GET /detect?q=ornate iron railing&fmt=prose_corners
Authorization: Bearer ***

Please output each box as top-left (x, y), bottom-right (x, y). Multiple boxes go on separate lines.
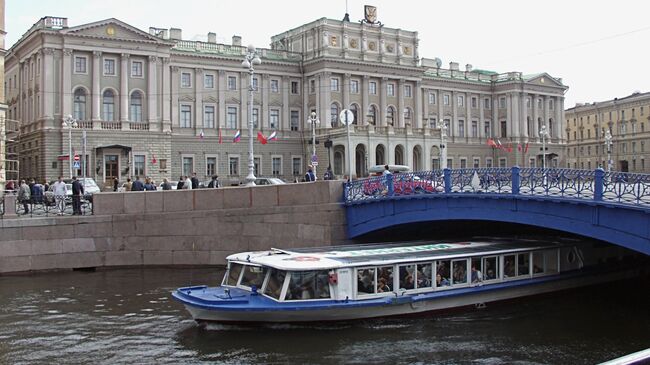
top-left (0, 192), bottom-right (93, 218)
top-left (344, 167), bottom-right (650, 210)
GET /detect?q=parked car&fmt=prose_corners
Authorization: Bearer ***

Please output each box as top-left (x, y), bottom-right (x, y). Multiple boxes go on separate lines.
top-left (46, 177), bottom-right (100, 203)
top-left (254, 177), bottom-right (286, 185)
top-left (158, 181), bottom-right (178, 190)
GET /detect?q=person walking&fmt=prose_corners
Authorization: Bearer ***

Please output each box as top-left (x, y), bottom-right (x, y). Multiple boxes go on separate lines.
top-left (207, 175), bottom-right (220, 188)
top-left (304, 165), bottom-right (316, 182)
top-left (51, 176), bottom-right (67, 215)
top-left (131, 176), bottom-right (144, 191)
top-left (191, 172), bottom-right (199, 189)
top-left (18, 180), bottom-right (31, 215)
top-left (184, 175), bottom-right (193, 190)
top-left (161, 178), bottom-right (172, 190)
top-left (71, 176), bottom-right (84, 215)
top-left (323, 166), bottom-right (334, 180)
top-left (113, 177), bottom-right (119, 192)
top-left (177, 176), bottom-right (185, 190)
top-left (122, 178), bottom-right (133, 192)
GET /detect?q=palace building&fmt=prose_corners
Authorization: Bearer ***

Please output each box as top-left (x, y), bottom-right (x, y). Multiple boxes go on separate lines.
top-left (565, 92), bottom-right (650, 173)
top-left (5, 9), bottom-right (568, 188)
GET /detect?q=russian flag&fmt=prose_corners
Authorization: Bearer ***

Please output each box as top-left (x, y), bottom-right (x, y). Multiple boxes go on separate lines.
top-left (268, 131), bottom-right (277, 142)
top-left (199, 129), bottom-right (205, 140)
top-left (233, 130), bottom-right (241, 143)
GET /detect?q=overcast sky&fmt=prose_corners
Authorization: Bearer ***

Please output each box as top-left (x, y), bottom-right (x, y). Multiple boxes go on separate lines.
top-left (7, 0), bottom-right (650, 108)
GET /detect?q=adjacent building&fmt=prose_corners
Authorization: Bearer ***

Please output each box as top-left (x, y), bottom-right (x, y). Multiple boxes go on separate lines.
top-left (0, 0), bottom-right (7, 192)
top-left (5, 9), bottom-right (568, 188)
top-left (565, 92), bottom-right (650, 172)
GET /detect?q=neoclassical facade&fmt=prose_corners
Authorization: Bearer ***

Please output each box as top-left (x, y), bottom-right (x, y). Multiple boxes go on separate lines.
top-left (0, 0), bottom-right (6, 191)
top-left (5, 14), bottom-right (568, 188)
top-left (565, 92), bottom-right (650, 172)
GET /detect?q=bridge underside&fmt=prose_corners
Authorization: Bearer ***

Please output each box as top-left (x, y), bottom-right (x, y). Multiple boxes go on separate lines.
top-left (346, 196), bottom-right (650, 255)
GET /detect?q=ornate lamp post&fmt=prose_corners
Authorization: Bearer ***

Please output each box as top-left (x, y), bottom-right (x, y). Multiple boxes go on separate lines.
top-left (241, 45), bottom-right (261, 186)
top-left (308, 112), bottom-right (320, 178)
top-left (539, 124), bottom-right (549, 170)
top-left (604, 129), bottom-right (613, 172)
top-left (438, 121), bottom-right (448, 169)
top-left (62, 114), bottom-right (78, 178)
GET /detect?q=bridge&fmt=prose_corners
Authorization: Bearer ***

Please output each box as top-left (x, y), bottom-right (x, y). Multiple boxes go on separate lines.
top-left (344, 168), bottom-right (650, 255)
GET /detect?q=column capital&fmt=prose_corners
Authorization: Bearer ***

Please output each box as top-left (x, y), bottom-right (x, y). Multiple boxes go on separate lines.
top-left (363, 75), bottom-right (370, 80)
top-left (161, 57), bottom-right (171, 64)
top-left (148, 55), bottom-right (158, 63)
top-left (41, 47), bottom-right (55, 55)
top-left (121, 53), bottom-right (130, 59)
top-left (93, 51), bottom-right (102, 57)
top-left (194, 68), bottom-right (203, 75)
top-left (171, 66), bottom-right (179, 73)
top-left (63, 48), bottom-right (73, 57)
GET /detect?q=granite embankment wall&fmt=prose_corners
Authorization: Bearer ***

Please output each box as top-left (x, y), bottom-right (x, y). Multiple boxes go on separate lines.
top-left (0, 181), bottom-right (347, 274)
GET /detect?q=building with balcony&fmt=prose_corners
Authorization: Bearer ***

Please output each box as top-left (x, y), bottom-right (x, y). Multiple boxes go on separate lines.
top-left (565, 92), bottom-right (650, 172)
top-left (5, 11), bottom-right (568, 188)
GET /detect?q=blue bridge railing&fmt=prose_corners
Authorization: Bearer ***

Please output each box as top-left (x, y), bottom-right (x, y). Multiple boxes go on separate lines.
top-left (344, 167), bottom-right (650, 208)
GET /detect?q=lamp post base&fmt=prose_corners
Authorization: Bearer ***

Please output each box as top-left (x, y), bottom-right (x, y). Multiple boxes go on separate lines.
top-left (244, 173), bottom-right (256, 187)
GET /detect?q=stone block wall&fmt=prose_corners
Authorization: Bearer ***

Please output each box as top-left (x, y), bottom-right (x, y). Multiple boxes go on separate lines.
top-left (0, 181), bottom-right (347, 274)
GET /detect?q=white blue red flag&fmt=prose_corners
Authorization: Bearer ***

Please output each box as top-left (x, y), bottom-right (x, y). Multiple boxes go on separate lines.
top-left (233, 130), bottom-right (241, 143)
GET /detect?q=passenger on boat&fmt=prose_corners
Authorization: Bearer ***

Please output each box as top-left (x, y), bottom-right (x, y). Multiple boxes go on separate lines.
top-left (377, 277), bottom-right (392, 293)
top-left (453, 265), bottom-right (466, 283)
top-left (400, 274), bottom-right (415, 290)
top-left (471, 266), bottom-right (483, 284)
top-left (436, 274), bottom-right (450, 287)
top-left (416, 268), bottom-right (431, 287)
top-left (504, 257), bottom-right (515, 277)
top-left (358, 269), bottom-right (375, 293)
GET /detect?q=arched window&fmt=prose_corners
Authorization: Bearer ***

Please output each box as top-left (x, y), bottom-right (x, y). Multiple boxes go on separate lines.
top-left (350, 104), bottom-right (358, 125)
top-left (386, 106), bottom-right (395, 126)
top-left (404, 107), bottom-right (412, 123)
top-left (130, 91), bottom-right (143, 122)
top-left (368, 105), bottom-right (377, 125)
top-left (331, 103), bottom-right (339, 127)
top-left (395, 145), bottom-right (404, 165)
top-left (334, 151), bottom-right (344, 175)
top-left (102, 90), bottom-right (115, 121)
top-left (375, 144), bottom-right (385, 165)
top-left (73, 88), bottom-right (86, 120)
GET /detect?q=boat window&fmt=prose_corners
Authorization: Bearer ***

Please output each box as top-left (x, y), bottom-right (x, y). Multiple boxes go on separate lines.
top-left (263, 268), bottom-right (287, 300)
top-left (416, 263), bottom-right (433, 288)
top-left (399, 264), bottom-right (416, 290)
top-left (225, 262), bottom-right (243, 286)
top-left (452, 259), bottom-right (467, 285)
top-left (517, 253), bottom-right (530, 277)
top-left (378, 266), bottom-right (393, 293)
top-left (240, 265), bottom-right (268, 289)
top-left (503, 255), bottom-right (516, 278)
top-left (285, 271), bottom-right (331, 300)
top-left (357, 267), bottom-right (376, 295)
top-left (436, 260), bottom-right (451, 288)
top-left (471, 258), bottom-right (483, 284)
top-left (482, 256), bottom-right (499, 281)
top-left (543, 249), bottom-right (559, 274)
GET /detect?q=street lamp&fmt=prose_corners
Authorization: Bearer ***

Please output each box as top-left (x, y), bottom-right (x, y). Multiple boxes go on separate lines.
top-left (242, 45), bottom-right (261, 186)
top-left (308, 112), bottom-right (320, 178)
top-left (604, 129), bottom-right (613, 172)
top-left (438, 121), bottom-right (448, 169)
top-left (539, 124), bottom-right (549, 170)
top-left (62, 114), bottom-right (78, 178)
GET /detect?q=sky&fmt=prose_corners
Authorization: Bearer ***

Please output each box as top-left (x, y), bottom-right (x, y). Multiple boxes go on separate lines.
top-left (6, 0), bottom-right (650, 108)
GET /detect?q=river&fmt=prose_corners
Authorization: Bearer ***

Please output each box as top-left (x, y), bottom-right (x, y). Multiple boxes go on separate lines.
top-left (0, 267), bottom-right (648, 364)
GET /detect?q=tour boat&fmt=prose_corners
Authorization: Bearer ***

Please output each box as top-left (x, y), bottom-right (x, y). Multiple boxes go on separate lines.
top-left (172, 239), bottom-right (639, 324)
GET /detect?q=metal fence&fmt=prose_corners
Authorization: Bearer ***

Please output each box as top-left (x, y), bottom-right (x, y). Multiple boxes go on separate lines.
top-left (344, 167), bottom-right (650, 210)
top-left (0, 191), bottom-right (93, 218)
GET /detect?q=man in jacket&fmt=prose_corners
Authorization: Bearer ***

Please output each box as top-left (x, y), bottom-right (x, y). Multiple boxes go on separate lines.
top-left (191, 172), bottom-right (199, 189)
top-left (131, 176), bottom-right (144, 191)
top-left (71, 176), bottom-right (84, 215)
top-left (18, 180), bottom-right (31, 215)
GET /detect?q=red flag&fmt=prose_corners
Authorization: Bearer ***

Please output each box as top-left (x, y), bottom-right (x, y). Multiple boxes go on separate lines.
top-left (517, 144), bottom-right (522, 152)
top-left (257, 131), bottom-right (268, 145)
top-left (151, 154), bottom-right (157, 164)
top-left (218, 128), bottom-right (222, 144)
top-left (524, 142), bottom-right (529, 153)
top-left (487, 138), bottom-right (497, 148)
top-left (506, 143), bottom-right (513, 153)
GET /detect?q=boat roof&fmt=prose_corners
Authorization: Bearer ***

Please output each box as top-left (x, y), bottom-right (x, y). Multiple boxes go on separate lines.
top-left (226, 239), bottom-right (567, 271)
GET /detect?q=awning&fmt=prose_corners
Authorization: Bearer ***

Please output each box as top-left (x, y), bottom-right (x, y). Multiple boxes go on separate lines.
top-left (95, 144), bottom-right (132, 151)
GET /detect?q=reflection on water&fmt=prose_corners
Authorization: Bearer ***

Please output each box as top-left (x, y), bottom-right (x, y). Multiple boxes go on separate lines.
top-left (0, 267), bottom-right (648, 364)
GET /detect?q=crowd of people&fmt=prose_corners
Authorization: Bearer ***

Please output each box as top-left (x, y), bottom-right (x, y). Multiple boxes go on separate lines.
top-left (4, 175), bottom-right (85, 216)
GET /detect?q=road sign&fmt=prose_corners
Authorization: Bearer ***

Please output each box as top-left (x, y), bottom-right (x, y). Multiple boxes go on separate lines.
top-left (311, 154), bottom-right (318, 163)
top-left (312, 161), bottom-right (318, 166)
top-left (339, 109), bottom-right (354, 125)
top-left (74, 154), bottom-right (80, 161)
top-left (73, 161), bottom-right (80, 169)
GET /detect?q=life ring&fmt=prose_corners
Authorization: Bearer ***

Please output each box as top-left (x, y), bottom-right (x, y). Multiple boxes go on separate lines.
top-left (293, 256), bottom-right (320, 262)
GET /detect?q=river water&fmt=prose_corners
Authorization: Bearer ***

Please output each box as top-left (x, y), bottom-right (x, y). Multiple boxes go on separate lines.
top-left (0, 267), bottom-right (648, 365)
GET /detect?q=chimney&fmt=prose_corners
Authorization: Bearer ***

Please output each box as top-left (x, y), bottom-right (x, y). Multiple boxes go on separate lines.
top-left (169, 28), bottom-right (182, 40)
top-left (232, 35), bottom-right (242, 46)
top-left (208, 32), bottom-right (217, 44)
top-left (449, 62), bottom-right (459, 71)
top-left (465, 64), bottom-right (473, 72)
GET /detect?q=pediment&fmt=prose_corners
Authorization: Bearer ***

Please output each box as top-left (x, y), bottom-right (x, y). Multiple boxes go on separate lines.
top-left (227, 96), bottom-right (240, 104)
top-left (524, 73), bottom-right (564, 87)
top-left (203, 96), bottom-right (218, 103)
top-left (269, 101), bottom-right (284, 108)
top-left (61, 18), bottom-right (170, 44)
top-left (179, 95), bottom-right (195, 102)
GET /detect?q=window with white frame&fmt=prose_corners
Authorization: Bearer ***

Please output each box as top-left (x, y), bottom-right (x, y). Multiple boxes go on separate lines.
top-left (484, 121), bottom-right (491, 136)
top-left (73, 88), bottom-right (86, 120)
top-left (486, 158), bottom-right (493, 168)
top-left (229, 156), bottom-right (239, 175)
top-left (443, 94), bottom-right (450, 105)
top-left (252, 108), bottom-right (259, 129)
top-left (180, 105), bottom-right (192, 128)
top-left (130, 91), bottom-right (143, 122)
top-left (103, 58), bottom-right (116, 76)
top-left (471, 97), bottom-right (477, 108)
top-left (484, 97), bottom-right (491, 109)
top-left (74, 56), bottom-right (87, 74)
top-left (473, 158), bottom-right (480, 168)
top-left (254, 157), bottom-right (260, 176)
top-left (270, 109), bottom-right (280, 129)
top-left (291, 81), bottom-right (299, 94)
top-left (350, 79), bottom-right (359, 93)
top-left (291, 110), bottom-right (299, 131)
top-left (457, 95), bottom-right (464, 107)
top-left (387, 83), bottom-right (395, 96)
top-left (181, 72), bottom-right (191, 88)
top-left (471, 121), bottom-right (478, 137)
top-left (429, 92), bottom-right (436, 104)
top-left (369, 81), bottom-right (377, 95)
top-left (271, 79), bottom-right (279, 93)
top-left (331, 104), bottom-right (339, 125)
top-left (204, 105), bottom-right (215, 128)
top-left (204, 74), bottom-right (215, 89)
top-left (460, 158), bottom-right (467, 169)
top-left (131, 61), bottom-right (143, 77)
top-left (252, 77), bottom-right (259, 91)
top-left (227, 107), bottom-right (237, 129)
top-left (499, 97), bottom-right (506, 109)
top-left (228, 76), bottom-right (236, 90)
top-left (272, 157), bottom-right (282, 176)
top-left (331, 78), bottom-right (339, 92)
top-left (499, 158), bottom-right (507, 167)
top-left (310, 79), bottom-right (316, 93)
top-left (404, 85), bottom-right (412, 98)
top-left (292, 157), bottom-right (302, 176)
top-left (134, 155), bottom-right (145, 177)
top-left (206, 156), bottom-right (217, 176)
top-left (458, 120), bottom-right (465, 137)
top-left (102, 90), bottom-right (115, 121)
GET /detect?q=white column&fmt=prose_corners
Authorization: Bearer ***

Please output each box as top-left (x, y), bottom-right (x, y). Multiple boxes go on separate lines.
top-left (380, 77), bottom-right (388, 127)
top-left (556, 97), bottom-right (564, 141)
top-left (465, 92), bottom-right (471, 139)
top-left (170, 65), bottom-right (179, 128)
top-left (162, 58), bottom-right (171, 131)
top-left (320, 72), bottom-right (331, 128)
top-left (451, 91), bottom-right (458, 137)
top-left (511, 92), bottom-right (520, 138)
top-left (261, 74), bottom-right (269, 129)
top-left (62, 49), bottom-right (73, 119)
top-left (521, 93), bottom-right (528, 138)
top-left (239, 71), bottom-right (248, 130)
top-left (343, 73), bottom-right (350, 116)
top-left (415, 81), bottom-right (422, 128)
top-left (92, 51), bottom-right (101, 121)
top-left (422, 88), bottom-right (429, 129)
top-left (532, 94), bottom-right (539, 138)
top-left (147, 56), bottom-right (158, 123)
top-left (362, 75), bottom-right (370, 126)
top-left (42, 48), bottom-right (55, 120)
top-left (479, 93), bottom-right (485, 138)
top-left (120, 53), bottom-right (129, 121)
top-left (282, 76), bottom-right (290, 130)
top-left (438, 90), bottom-right (444, 130)
top-left (397, 79), bottom-right (405, 127)
top-left (217, 70), bottom-right (226, 128)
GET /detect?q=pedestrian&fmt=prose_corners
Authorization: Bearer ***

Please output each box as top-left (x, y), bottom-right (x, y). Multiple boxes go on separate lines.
top-left (323, 166), bottom-right (334, 180)
top-left (18, 179), bottom-right (31, 215)
top-left (191, 172), bottom-right (199, 189)
top-left (304, 165), bottom-right (316, 182)
top-left (383, 164), bottom-right (392, 175)
top-left (52, 176), bottom-right (67, 215)
top-left (71, 176), bottom-right (84, 215)
top-left (131, 176), bottom-right (144, 191)
top-left (184, 175), bottom-right (193, 190)
top-left (177, 175), bottom-right (185, 190)
top-left (122, 178), bottom-right (132, 191)
top-left (161, 178), bottom-right (172, 190)
top-left (113, 177), bottom-right (119, 192)
top-left (143, 177), bottom-right (157, 191)
top-left (31, 179), bottom-right (44, 204)
top-left (207, 175), bottom-right (220, 188)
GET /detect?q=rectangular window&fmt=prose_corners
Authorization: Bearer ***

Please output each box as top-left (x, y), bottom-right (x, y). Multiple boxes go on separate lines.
top-left (387, 83), bottom-right (395, 96)
top-left (159, 159), bottom-right (168, 171)
top-left (206, 157), bottom-right (217, 176)
top-left (254, 157), bottom-right (260, 176)
top-left (443, 94), bottom-right (450, 105)
top-left (290, 110), bottom-right (300, 131)
top-left (204, 74), bottom-right (215, 89)
top-left (500, 120), bottom-right (507, 137)
top-left (228, 76), bottom-right (237, 90)
top-left (457, 95), bottom-right (464, 107)
top-left (229, 156), bottom-right (239, 175)
top-left (471, 121), bottom-right (478, 137)
top-left (204, 105), bottom-right (215, 128)
top-left (331, 78), bottom-right (339, 91)
top-left (538, 98), bottom-right (543, 109)
top-left (74, 56), bottom-right (87, 73)
top-left (291, 81), bottom-right (299, 94)
top-left (292, 157), bottom-right (302, 176)
top-left (499, 97), bottom-right (506, 109)
top-left (182, 157), bottom-right (194, 177)
top-left (252, 108), bottom-right (259, 129)
top-left (310, 79), bottom-right (316, 93)
top-left (484, 121), bottom-right (491, 136)
top-left (369, 81), bottom-right (377, 95)
top-left (499, 158), bottom-right (507, 168)
top-left (271, 79), bottom-right (279, 93)
top-left (252, 77), bottom-right (259, 92)
top-left (471, 97), bottom-right (477, 108)
top-left (484, 97), bottom-right (491, 109)
top-left (272, 157), bottom-right (281, 176)
top-left (404, 85), bottom-right (412, 98)
top-left (180, 105), bottom-right (192, 128)
top-left (270, 109), bottom-right (280, 129)
top-left (458, 120), bottom-right (465, 137)
top-left (134, 155), bottom-right (145, 177)
top-left (486, 158), bottom-right (493, 168)
top-left (429, 93), bottom-right (436, 104)
top-left (104, 59), bottom-right (116, 76)
top-left (227, 107), bottom-right (237, 129)
top-left (473, 158), bottom-right (480, 168)
top-left (181, 72), bottom-right (192, 88)
top-left (350, 80), bottom-right (359, 94)
top-left (131, 61), bottom-right (143, 77)
top-left (549, 99), bottom-right (555, 110)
